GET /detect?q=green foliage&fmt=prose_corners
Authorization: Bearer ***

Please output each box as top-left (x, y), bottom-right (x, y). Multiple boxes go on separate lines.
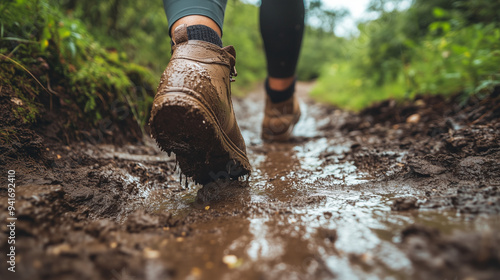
top-left (0, 54), bottom-right (42, 124)
top-left (5, 0), bottom-right (496, 121)
top-left (54, 0), bottom-right (269, 95)
top-left (452, 0), bottom-right (500, 25)
top-left (1, 0), bottom-right (156, 131)
top-left (297, 26), bottom-right (346, 80)
top-left (0, 127), bottom-right (18, 145)
top-left (312, 0), bottom-right (500, 110)
top-left (359, 11), bottom-right (409, 86)
top-left (308, 0), bottom-right (349, 35)
top-left (310, 62), bottom-right (406, 110)
top-left (55, 0), bottom-right (171, 75)
top-left (223, 0), bottom-right (266, 94)
top-left (409, 22), bottom-right (500, 96)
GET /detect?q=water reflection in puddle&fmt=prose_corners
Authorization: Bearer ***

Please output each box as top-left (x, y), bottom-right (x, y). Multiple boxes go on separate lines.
top-left (140, 126), bottom-right (499, 279)
top-left (236, 128), bottom-right (498, 278)
top-left (138, 93), bottom-right (499, 279)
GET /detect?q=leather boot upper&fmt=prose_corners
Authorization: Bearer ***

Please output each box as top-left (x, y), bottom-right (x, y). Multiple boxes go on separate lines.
top-left (155, 24), bottom-right (247, 154)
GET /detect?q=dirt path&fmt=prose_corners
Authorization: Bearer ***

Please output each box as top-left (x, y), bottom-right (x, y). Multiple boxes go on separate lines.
top-left (1, 82), bottom-right (499, 280)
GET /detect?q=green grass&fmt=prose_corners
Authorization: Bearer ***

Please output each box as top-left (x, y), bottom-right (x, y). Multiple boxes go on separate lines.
top-left (310, 62), bottom-right (407, 111)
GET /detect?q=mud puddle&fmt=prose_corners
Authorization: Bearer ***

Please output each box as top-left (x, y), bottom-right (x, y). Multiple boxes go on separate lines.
top-left (122, 82), bottom-right (499, 279)
top-left (2, 82), bottom-right (500, 280)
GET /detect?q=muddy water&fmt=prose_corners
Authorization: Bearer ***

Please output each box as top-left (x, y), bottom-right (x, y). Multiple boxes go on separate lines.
top-left (130, 82), bottom-right (499, 279)
top-left (4, 81), bottom-right (499, 280)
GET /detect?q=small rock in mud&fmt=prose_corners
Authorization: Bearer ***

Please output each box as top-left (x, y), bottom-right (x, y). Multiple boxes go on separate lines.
top-left (126, 209), bottom-right (159, 232)
top-left (406, 113), bottom-right (421, 124)
top-left (391, 197), bottom-right (419, 211)
top-left (407, 159), bottom-right (446, 176)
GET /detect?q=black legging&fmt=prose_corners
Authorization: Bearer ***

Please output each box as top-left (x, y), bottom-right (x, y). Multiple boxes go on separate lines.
top-left (163, 0), bottom-right (304, 78)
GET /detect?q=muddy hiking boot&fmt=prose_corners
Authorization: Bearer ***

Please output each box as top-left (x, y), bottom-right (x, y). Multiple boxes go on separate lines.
top-left (149, 24), bottom-right (251, 184)
top-left (261, 94), bottom-right (301, 142)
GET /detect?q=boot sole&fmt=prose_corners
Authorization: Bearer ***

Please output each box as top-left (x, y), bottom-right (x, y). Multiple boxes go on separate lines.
top-left (150, 92), bottom-right (251, 184)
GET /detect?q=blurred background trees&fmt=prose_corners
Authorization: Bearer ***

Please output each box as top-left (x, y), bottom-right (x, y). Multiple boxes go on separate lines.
top-left (312, 0), bottom-right (500, 109)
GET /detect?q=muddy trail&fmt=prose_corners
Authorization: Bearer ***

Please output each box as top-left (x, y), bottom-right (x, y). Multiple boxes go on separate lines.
top-left (1, 82), bottom-right (500, 280)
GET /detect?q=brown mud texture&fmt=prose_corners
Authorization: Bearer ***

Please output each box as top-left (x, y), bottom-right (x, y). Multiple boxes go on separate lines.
top-left (1, 82), bottom-right (500, 280)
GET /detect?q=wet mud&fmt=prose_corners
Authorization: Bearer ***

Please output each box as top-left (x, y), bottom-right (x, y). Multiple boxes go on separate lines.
top-left (1, 82), bottom-right (500, 279)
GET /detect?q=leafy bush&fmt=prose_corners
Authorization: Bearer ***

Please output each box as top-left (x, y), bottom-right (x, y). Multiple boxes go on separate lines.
top-left (408, 22), bottom-right (500, 97)
top-left (311, 0), bottom-right (500, 110)
top-left (55, 0), bottom-right (171, 75)
top-left (310, 62), bottom-right (406, 110)
top-left (223, 0), bottom-right (266, 94)
top-left (297, 26), bottom-right (346, 80)
top-left (1, 0), bottom-right (156, 135)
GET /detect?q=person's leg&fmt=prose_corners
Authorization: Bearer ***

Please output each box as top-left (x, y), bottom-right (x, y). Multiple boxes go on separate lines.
top-left (163, 0), bottom-right (227, 45)
top-left (164, 0), bottom-right (227, 35)
top-left (260, 0), bottom-right (305, 100)
top-left (260, 0), bottom-right (305, 141)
